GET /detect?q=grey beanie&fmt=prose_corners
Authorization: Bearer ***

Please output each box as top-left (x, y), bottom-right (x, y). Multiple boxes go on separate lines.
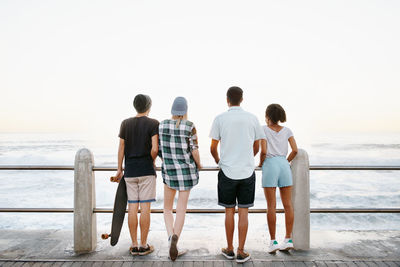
top-left (133, 94), bottom-right (152, 113)
top-left (171, 96), bottom-right (188, 116)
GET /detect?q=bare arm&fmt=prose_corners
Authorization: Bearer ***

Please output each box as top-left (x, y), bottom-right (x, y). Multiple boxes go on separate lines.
top-left (151, 134), bottom-right (159, 161)
top-left (191, 149), bottom-right (202, 169)
top-left (258, 139), bottom-right (267, 167)
top-left (210, 139), bottom-right (220, 164)
top-left (253, 140), bottom-right (260, 156)
top-left (115, 138), bottom-right (125, 179)
top-left (287, 136), bottom-right (298, 162)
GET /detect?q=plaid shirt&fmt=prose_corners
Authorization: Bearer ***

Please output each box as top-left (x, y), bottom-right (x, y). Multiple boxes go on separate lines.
top-left (159, 119), bottom-right (199, 191)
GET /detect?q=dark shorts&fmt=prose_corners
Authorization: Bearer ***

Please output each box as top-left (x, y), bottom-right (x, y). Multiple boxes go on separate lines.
top-left (217, 170), bottom-right (256, 208)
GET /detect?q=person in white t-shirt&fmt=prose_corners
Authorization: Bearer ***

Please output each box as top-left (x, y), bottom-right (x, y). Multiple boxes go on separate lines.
top-left (258, 104), bottom-right (298, 253)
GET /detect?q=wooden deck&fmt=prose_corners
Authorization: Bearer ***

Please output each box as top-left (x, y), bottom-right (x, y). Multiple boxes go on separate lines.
top-left (0, 260), bottom-right (399, 267)
top-left (1, 229), bottom-right (399, 267)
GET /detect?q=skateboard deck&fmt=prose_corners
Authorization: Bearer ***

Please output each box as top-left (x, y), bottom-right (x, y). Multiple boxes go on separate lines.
top-left (101, 176), bottom-right (128, 246)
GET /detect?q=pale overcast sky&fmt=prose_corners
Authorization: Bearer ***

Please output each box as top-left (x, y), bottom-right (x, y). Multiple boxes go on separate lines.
top-left (1, 0), bottom-right (400, 143)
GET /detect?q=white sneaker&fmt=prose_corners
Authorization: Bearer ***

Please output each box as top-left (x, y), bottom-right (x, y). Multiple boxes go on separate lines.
top-left (280, 238), bottom-right (294, 251)
top-left (268, 240), bottom-right (280, 253)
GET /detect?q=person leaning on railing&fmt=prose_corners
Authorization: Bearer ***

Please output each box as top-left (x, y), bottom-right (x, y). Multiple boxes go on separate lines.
top-left (209, 86), bottom-right (265, 263)
top-left (114, 94), bottom-right (159, 256)
top-left (158, 96), bottom-right (202, 261)
top-left (258, 103), bottom-right (298, 253)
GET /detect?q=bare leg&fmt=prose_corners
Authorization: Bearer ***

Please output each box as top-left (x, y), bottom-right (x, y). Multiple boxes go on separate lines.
top-left (139, 202), bottom-right (151, 247)
top-left (237, 207), bottom-right (249, 250)
top-left (264, 187), bottom-right (277, 240)
top-left (225, 207), bottom-right (235, 250)
top-left (279, 186), bottom-right (294, 238)
top-left (173, 190), bottom-right (191, 238)
top-left (163, 184), bottom-right (177, 238)
top-left (128, 203), bottom-right (139, 247)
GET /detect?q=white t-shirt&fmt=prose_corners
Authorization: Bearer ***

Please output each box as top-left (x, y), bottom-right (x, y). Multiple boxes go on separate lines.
top-left (209, 106), bottom-right (266, 179)
top-left (263, 126), bottom-right (294, 158)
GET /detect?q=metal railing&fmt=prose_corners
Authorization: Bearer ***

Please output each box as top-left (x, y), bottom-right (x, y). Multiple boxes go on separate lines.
top-left (1, 165), bottom-right (400, 171)
top-left (0, 165), bottom-right (399, 214)
top-left (2, 148), bottom-right (400, 252)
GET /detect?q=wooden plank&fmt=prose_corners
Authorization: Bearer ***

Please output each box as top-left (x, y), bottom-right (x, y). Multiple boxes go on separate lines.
top-left (120, 262), bottom-right (133, 267)
top-left (183, 262), bottom-right (194, 267)
top-left (193, 261), bottom-right (203, 267)
top-left (335, 262), bottom-right (348, 267)
top-left (253, 261), bottom-right (265, 267)
top-left (324, 261), bottom-right (337, 267)
top-left (354, 262), bottom-right (368, 267)
top-left (214, 261), bottom-right (224, 267)
top-left (41, 263), bottom-right (54, 267)
top-left (151, 262), bottom-right (164, 267)
top-left (162, 262), bottom-right (174, 267)
top-left (271, 262), bottom-right (285, 267)
top-left (284, 262), bottom-right (307, 267)
top-left (141, 262), bottom-right (153, 267)
top-left (314, 262), bottom-right (327, 267)
top-left (28, 262), bottom-right (43, 267)
top-left (52, 262), bottom-right (68, 267)
top-left (203, 261), bottom-right (213, 267)
top-left (91, 262), bottom-right (104, 267)
top-left (81, 262), bottom-right (95, 267)
top-left (363, 262), bottom-right (378, 267)
top-left (101, 262), bottom-right (114, 267)
top-left (382, 262), bottom-right (400, 267)
top-left (345, 262), bottom-right (358, 267)
top-left (71, 262), bottom-right (84, 267)
top-left (242, 261), bottom-right (254, 267)
top-left (1, 262), bottom-right (18, 267)
top-left (303, 262), bottom-right (316, 267)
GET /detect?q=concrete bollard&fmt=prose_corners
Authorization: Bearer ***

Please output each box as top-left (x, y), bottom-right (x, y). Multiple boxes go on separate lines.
top-left (74, 148), bottom-right (97, 253)
top-left (291, 149), bottom-right (310, 250)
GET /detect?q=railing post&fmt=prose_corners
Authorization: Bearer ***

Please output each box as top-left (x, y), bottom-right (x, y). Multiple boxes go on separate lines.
top-left (291, 148), bottom-right (310, 249)
top-left (74, 148), bottom-right (97, 253)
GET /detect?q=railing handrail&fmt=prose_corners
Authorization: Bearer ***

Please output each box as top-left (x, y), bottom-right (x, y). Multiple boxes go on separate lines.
top-left (1, 165), bottom-right (400, 171)
top-left (1, 164), bottom-right (399, 214)
top-left (1, 208), bottom-right (399, 213)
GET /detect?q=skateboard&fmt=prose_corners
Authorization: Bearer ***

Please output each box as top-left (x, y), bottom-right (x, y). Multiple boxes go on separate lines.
top-left (101, 175), bottom-right (127, 246)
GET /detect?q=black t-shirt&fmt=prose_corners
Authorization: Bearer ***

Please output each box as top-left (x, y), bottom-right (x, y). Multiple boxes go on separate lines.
top-left (119, 116), bottom-right (159, 177)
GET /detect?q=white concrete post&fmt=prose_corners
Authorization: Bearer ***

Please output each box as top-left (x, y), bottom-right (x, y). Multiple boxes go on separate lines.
top-left (74, 148), bottom-right (97, 253)
top-left (291, 148), bottom-right (310, 250)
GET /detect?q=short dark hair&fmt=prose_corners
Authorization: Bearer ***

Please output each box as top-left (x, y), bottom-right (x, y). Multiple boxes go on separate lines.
top-left (133, 94), bottom-right (152, 113)
top-left (266, 104), bottom-right (286, 124)
top-left (227, 86), bottom-right (243, 105)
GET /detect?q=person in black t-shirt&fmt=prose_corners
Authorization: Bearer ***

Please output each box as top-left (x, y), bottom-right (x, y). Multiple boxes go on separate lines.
top-left (114, 94), bottom-right (159, 256)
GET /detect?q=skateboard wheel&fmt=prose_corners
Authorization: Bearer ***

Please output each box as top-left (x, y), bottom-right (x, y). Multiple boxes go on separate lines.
top-left (101, 233), bottom-right (110, 240)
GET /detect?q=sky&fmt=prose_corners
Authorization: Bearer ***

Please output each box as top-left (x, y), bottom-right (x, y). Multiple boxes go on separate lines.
top-left (1, 0), bottom-right (400, 145)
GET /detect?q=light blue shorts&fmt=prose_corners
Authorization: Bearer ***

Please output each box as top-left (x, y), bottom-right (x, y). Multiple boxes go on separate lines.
top-left (262, 156), bottom-right (293, 188)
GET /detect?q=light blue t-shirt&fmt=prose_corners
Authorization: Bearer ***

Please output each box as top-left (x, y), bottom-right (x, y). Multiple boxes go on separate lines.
top-left (209, 106), bottom-right (266, 180)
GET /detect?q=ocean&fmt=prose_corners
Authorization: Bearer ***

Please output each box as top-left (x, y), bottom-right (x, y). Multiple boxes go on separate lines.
top-left (0, 132), bottom-right (399, 231)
